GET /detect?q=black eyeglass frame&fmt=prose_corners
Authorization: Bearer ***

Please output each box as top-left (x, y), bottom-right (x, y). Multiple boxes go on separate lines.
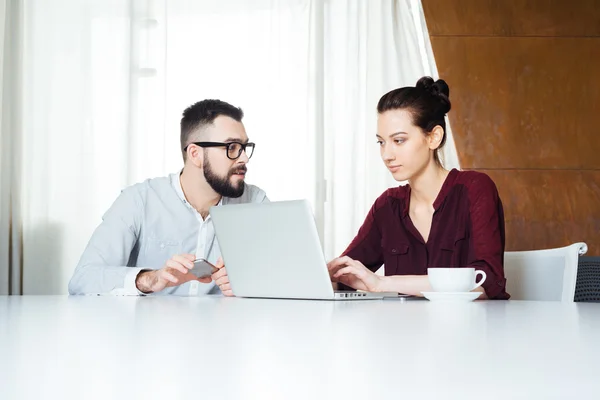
top-left (184, 141), bottom-right (256, 160)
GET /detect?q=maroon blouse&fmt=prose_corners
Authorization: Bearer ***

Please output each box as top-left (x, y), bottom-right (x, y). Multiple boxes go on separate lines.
top-left (342, 168), bottom-right (510, 299)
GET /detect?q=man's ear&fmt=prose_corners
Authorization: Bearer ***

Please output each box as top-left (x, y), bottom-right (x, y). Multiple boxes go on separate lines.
top-left (186, 144), bottom-right (204, 169)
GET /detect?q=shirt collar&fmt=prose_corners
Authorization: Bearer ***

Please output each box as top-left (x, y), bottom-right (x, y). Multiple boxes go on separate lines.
top-left (170, 171), bottom-right (224, 212)
top-left (433, 168), bottom-right (459, 210)
top-left (401, 168), bottom-right (459, 217)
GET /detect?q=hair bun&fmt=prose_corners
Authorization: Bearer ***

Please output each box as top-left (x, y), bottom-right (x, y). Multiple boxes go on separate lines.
top-left (416, 76), bottom-right (451, 114)
top-left (433, 79), bottom-right (450, 98)
top-left (416, 76), bottom-right (450, 97)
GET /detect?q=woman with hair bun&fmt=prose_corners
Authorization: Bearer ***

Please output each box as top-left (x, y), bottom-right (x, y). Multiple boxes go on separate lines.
top-left (327, 77), bottom-right (509, 299)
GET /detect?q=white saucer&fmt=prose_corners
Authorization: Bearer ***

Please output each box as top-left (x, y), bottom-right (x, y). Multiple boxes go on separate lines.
top-left (421, 291), bottom-right (482, 302)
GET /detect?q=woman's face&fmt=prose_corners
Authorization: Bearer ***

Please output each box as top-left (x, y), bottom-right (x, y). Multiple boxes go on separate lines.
top-left (376, 109), bottom-right (441, 182)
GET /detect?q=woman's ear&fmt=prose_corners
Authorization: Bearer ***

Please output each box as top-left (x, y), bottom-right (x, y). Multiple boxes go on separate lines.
top-left (428, 125), bottom-right (444, 150)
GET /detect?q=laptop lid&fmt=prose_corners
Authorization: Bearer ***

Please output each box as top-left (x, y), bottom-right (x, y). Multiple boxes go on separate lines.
top-left (209, 200), bottom-right (336, 299)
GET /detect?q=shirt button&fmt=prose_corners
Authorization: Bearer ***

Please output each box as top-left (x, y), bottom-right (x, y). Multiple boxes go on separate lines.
top-left (189, 280), bottom-right (199, 296)
top-left (160, 243), bottom-right (165, 249)
top-left (391, 248), bottom-right (397, 253)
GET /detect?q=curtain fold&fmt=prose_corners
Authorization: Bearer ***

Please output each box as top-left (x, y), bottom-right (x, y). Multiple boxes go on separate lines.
top-left (1, 0), bottom-right (24, 295)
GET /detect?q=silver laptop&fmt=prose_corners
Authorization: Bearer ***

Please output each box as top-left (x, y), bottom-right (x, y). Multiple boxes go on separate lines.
top-left (209, 199), bottom-right (398, 300)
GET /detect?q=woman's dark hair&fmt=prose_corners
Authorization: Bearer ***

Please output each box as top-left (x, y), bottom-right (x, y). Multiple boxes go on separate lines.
top-left (377, 76), bottom-right (451, 166)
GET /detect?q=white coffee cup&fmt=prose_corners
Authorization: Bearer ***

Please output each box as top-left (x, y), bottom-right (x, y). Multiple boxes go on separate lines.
top-left (427, 267), bottom-right (487, 293)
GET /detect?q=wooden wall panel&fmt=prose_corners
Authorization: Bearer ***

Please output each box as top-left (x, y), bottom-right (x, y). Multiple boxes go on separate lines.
top-left (486, 170), bottom-right (600, 254)
top-left (422, 0), bottom-right (600, 254)
top-left (431, 36), bottom-right (600, 169)
top-left (422, 0), bottom-right (600, 37)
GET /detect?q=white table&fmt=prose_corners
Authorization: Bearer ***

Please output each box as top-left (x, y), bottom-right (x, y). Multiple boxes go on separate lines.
top-left (1, 296), bottom-right (599, 399)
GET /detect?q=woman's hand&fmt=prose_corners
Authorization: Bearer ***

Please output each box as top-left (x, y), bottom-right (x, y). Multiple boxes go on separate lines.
top-left (327, 256), bottom-right (382, 292)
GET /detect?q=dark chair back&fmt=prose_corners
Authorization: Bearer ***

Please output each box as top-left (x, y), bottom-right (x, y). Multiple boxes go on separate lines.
top-left (575, 256), bottom-right (600, 302)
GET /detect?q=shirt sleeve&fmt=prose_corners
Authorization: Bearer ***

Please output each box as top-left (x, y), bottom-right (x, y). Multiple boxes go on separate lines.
top-left (341, 193), bottom-right (387, 272)
top-left (68, 188), bottom-right (145, 295)
top-left (465, 174), bottom-right (509, 300)
top-left (246, 184), bottom-right (269, 203)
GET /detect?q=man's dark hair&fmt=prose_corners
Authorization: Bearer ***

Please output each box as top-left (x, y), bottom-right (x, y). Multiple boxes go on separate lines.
top-left (180, 99), bottom-right (244, 161)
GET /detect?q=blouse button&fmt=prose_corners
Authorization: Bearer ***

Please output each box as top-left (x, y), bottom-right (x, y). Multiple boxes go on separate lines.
top-left (391, 248), bottom-right (397, 253)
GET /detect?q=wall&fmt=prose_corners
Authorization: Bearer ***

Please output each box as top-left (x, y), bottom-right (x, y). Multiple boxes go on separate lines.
top-left (422, 0), bottom-right (600, 254)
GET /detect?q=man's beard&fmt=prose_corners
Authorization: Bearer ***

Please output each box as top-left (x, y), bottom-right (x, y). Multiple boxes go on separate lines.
top-left (203, 157), bottom-right (246, 198)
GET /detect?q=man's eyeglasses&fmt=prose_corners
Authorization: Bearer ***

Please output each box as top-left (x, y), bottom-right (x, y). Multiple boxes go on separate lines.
top-left (184, 142), bottom-right (255, 160)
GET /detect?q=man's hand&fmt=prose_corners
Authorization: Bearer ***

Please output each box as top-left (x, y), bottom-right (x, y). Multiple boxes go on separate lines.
top-left (211, 258), bottom-right (233, 297)
top-left (135, 254), bottom-right (212, 294)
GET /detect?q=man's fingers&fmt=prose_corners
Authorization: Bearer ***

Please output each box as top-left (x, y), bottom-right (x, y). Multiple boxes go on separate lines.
top-left (222, 290), bottom-right (234, 297)
top-left (159, 270), bottom-right (178, 284)
top-left (219, 283), bottom-right (232, 292)
top-left (198, 276), bottom-right (212, 284)
top-left (215, 276), bottom-right (229, 287)
top-left (172, 255), bottom-right (194, 270)
top-left (182, 253), bottom-right (196, 262)
top-left (211, 267), bottom-right (227, 281)
top-left (215, 257), bottom-right (225, 269)
top-left (166, 260), bottom-right (188, 275)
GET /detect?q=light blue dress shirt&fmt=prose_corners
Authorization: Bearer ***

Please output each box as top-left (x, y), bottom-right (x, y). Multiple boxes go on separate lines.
top-left (68, 173), bottom-right (269, 296)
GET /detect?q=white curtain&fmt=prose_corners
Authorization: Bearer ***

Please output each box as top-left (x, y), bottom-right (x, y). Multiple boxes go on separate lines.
top-left (0, 0), bottom-right (7, 294)
top-left (0, 0), bottom-right (458, 295)
top-left (1, 0), bottom-right (24, 295)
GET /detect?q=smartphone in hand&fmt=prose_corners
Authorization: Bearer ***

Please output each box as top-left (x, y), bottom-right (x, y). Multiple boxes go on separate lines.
top-left (189, 258), bottom-right (219, 279)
